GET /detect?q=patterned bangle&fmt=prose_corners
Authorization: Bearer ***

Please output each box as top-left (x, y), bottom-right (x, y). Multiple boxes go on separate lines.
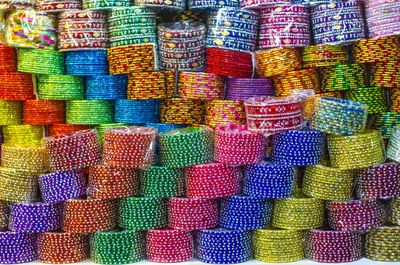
top-left (371, 60), bottom-right (400, 88)
top-left (48, 124), bottom-right (91, 137)
top-left (37, 0), bottom-right (82, 12)
top-left (273, 68), bottom-right (320, 97)
top-left (365, 0), bottom-right (400, 38)
top-left (389, 198), bottom-right (400, 225)
top-left (178, 71), bottom-right (224, 100)
top-left (0, 232), bottom-right (37, 264)
top-left (256, 47), bottom-right (302, 77)
top-left (388, 126), bottom-right (400, 162)
top-left (321, 64), bottom-right (366, 92)
top-left (128, 71), bottom-right (175, 100)
top-left (365, 226), bottom-right (400, 262)
top-left (205, 100), bottom-right (246, 128)
top-left (139, 166), bottom-right (185, 198)
top-left (345, 86), bottom-right (387, 115)
top-left (83, 0), bottom-right (130, 9)
top-left (0, 167), bottom-right (38, 203)
top-left (302, 45), bottom-right (348, 68)
top-left (371, 112), bottom-right (400, 139)
top-left (1, 144), bottom-right (48, 174)
top-left (353, 36), bottom-right (400, 63)
top-left (161, 98), bottom-right (204, 125)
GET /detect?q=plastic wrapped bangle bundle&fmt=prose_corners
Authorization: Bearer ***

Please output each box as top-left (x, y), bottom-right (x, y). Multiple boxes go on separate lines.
top-left (206, 48), bottom-right (254, 78)
top-left (326, 199), bottom-right (384, 231)
top-left (36, 0), bottom-right (82, 12)
top-left (93, 123), bottom-right (127, 144)
top-left (302, 165), bottom-right (354, 201)
top-left (5, 10), bottom-right (57, 49)
top-left (9, 202), bottom-right (61, 233)
top-left (244, 96), bottom-right (303, 135)
top-left (66, 100), bottom-right (113, 124)
top-left (306, 230), bottom-right (363, 263)
top-left (273, 68), bottom-right (320, 97)
top-left (311, 97), bottom-right (367, 136)
top-left (321, 64), bottom-right (366, 92)
top-left (159, 127), bottom-right (214, 168)
top-left (146, 229), bottom-right (194, 262)
top-left (345, 87), bottom-right (387, 115)
top-left (37, 74), bottom-right (84, 100)
top-left (2, 125), bottom-right (43, 146)
top-left (302, 45), bottom-right (348, 68)
top-left (390, 198), bottom-right (400, 225)
top-left (0, 167), bottom-right (38, 203)
top-left (158, 22), bottom-right (206, 69)
top-left (0, 46), bottom-right (17, 72)
top-left (258, 5), bottom-right (311, 49)
top-left (291, 0), bottom-right (332, 6)
top-left (1, 144), bottom-right (48, 174)
top-left (114, 99), bottom-right (160, 124)
top-left (253, 229), bottom-right (304, 263)
top-left (178, 71), bottom-right (224, 100)
top-left (88, 165), bottom-right (139, 199)
top-left (139, 166), bottom-right (185, 198)
top-left (186, 163), bottom-right (241, 198)
top-left (0, 100), bottom-right (21, 125)
top-left (189, 0), bottom-right (238, 9)
top-left (327, 130), bottom-right (385, 169)
top-left (205, 100), bottom-right (246, 128)
top-left (388, 127), bottom-right (400, 162)
top-left (356, 163), bottom-right (400, 199)
top-left (365, 0), bottom-right (400, 39)
top-left (220, 195), bottom-right (272, 230)
top-left (311, 1), bottom-right (365, 46)
top-left (108, 7), bottom-right (156, 47)
top-left (371, 60), bottom-right (400, 88)
top-left (240, 0), bottom-right (291, 8)
top-left (91, 230), bottom-right (145, 265)
top-left (0, 232), bottom-right (37, 264)
top-left (272, 130), bottom-right (325, 166)
top-left (244, 161), bottom-right (295, 198)
top-left (48, 124), bottom-right (91, 137)
top-left (38, 232), bottom-right (88, 264)
top-left (353, 37), bottom-right (400, 63)
top-left (197, 229), bottom-right (252, 264)
top-left (128, 71), bottom-right (175, 100)
top-left (39, 170), bottom-right (86, 203)
top-left (272, 197), bottom-right (324, 230)
top-left (0, 72), bottom-right (35, 100)
top-left (168, 197), bottom-right (218, 230)
top-left (225, 78), bottom-right (274, 101)
top-left (83, 0), bottom-right (131, 9)
top-left (366, 226), bottom-right (400, 262)
top-left (138, 0), bottom-right (186, 10)
top-left (86, 75), bottom-right (127, 100)
top-left (256, 48), bottom-right (302, 77)
top-left (161, 98), bottom-right (204, 124)
top-left (45, 129), bottom-right (100, 172)
top-left (23, 100), bottom-right (65, 125)
top-left (17, 48), bottom-right (64, 75)
top-left (62, 199), bottom-right (117, 233)
top-left (103, 126), bottom-right (157, 168)
top-left (65, 50), bottom-right (108, 76)
top-left (119, 197), bottom-right (167, 230)
top-left (108, 44), bottom-right (156, 75)
top-left (215, 124), bottom-right (265, 166)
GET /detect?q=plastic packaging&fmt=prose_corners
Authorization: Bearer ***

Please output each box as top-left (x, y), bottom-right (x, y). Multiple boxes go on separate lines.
top-left (37, 0), bottom-right (81, 12)
top-left (189, 0), bottom-right (239, 9)
top-left (387, 126), bottom-right (400, 162)
top-left (364, 0), bottom-right (400, 39)
top-left (83, 0), bottom-right (131, 9)
top-left (240, 0), bottom-right (290, 9)
top-left (135, 0), bottom-right (185, 10)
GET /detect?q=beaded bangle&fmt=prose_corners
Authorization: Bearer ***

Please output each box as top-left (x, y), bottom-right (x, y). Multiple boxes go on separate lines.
top-left (0, 100), bottom-right (22, 125)
top-left (37, 74), bottom-right (84, 100)
top-left (388, 126), bottom-right (400, 162)
top-left (0, 167), bottom-right (38, 203)
top-left (327, 130), bottom-right (385, 169)
top-left (168, 197), bottom-right (218, 230)
top-left (254, 229), bottom-right (304, 263)
top-left (83, 0), bottom-right (130, 9)
top-left (17, 48), bottom-right (64, 75)
top-left (215, 124), bottom-right (265, 166)
top-left (62, 199), bottom-right (117, 234)
top-left (65, 50), bottom-right (108, 76)
top-left (48, 124), bottom-right (91, 137)
top-left (94, 123), bottom-right (127, 145)
top-left (66, 100), bottom-right (113, 125)
top-left (45, 129), bottom-right (101, 172)
top-left (353, 37), bottom-right (400, 63)
top-left (23, 100), bottom-right (65, 125)
top-left (272, 197), bottom-right (324, 230)
top-left (273, 68), bottom-right (320, 97)
top-left (86, 75), bottom-right (127, 100)
top-left (103, 126), bottom-right (157, 169)
top-left (9, 202), bottom-right (61, 233)
top-left (366, 226), bottom-right (400, 262)
top-left (115, 99), bottom-right (160, 124)
top-left (306, 230), bottom-right (362, 263)
top-left (205, 100), bottom-right (246, 128)
top-left (0, 201), bottom-right (7, 229)
top-left (161, 98), bottom-right (204, 124)
top-left (128, 71), bottom-right (175, 100)
top-left (91, 230), bottom-right (145, 265)
top-left (365, 0), bottom-right (400, 39)
top-left (39, 170), bottom-right (86, 203)
top-left (197, 229), bottom-right (252, 264)
top-left (0, 232), bottom-right (37, 264)
top-left (220, 195), bottom-right (272, 230)
top-left (0, 72), bottom-right (35, 100)
top-left (321, 64), bottom-right (366, 92)
top-left (206, 48), bottom-right (254, 78)
top-left (256, 48), bottom-right (302, 77)
top-left (139, 166), bottom-right (185, 198)
top-left (345, 87), bottom-right (387, 115)
top-left (146, 229), bottom-right (194, 263)
top-left (0, 46), bottom-right (17, 72)
top-left (303, 165), bottom-right (354, 201)
top-left (311, 97), bottom-right (367, 136)
top-left (2, 125), bottom-right (43, 146)
top-left (38, 232), bottom-right (88, 264)
top-left (88, 165), bottom-right (139, 199)
top-left (390, 198), bottom-right (400, 225)
top-left (226, 77), bottom-right (274, 101)
top-left (371, 60), bottom-right (400, 89)
top-left (244, 160), bottom-right (295, 198)
top-left (159, 127), bottom-right (214, 168)
top-left (178, 71), bottom-right (224, 100)
top-left (302, 45), bottom-right (348, 68)
top-left (1, 144), bottom-right (48, 174)
top-left (37, 0), bottom-right (82, 12)
top-left (119, 197), bottom-right (167, 230)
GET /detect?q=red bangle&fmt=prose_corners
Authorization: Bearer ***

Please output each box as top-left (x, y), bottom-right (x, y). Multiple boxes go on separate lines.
top-left (23, 100), bottom-right (65, 125)
top-left (0, 72), bottom-right (35, 100)
top-left (48, 124), bottom-right (91, 137)
top-left (0, 46), bottom-right (17, 72)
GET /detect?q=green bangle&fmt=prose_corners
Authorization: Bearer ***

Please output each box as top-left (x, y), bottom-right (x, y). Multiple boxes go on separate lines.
top-left (345, 86), bottom-right (387, 115)
top-left (37, 75), bottom-right (84, 100)
top-left (0, 100), bottom-right (22, 125)
top-left (371, 112), bottom-right (400, 139)
top-left (17, 48), bottom-right (64, 75)
top-left (139, 166), bottom-right (185, 198)
top-left (321, 64), bottom-right (366, 92)
top-left (66, 100), bottom-right (114, 125)
top-left (83, 0), bottom-right (131, 9)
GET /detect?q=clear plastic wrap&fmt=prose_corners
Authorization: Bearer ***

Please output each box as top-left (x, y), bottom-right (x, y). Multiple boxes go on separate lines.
top-left (189, 0), bottom-right (239, 10)
top-left (240, 0), bottom-right (290, 9)
top-left (364, 0), bottom-right (400, 39)
top-left (0, 0), bottom-right (35, 10)
top-left (387, 126), bottom-right (400, 163)
top-left (82, 0), bottom-right (130, 10)
top-left (36, 0), bottom-right (81, 12)
top-left (134, 0), bottom-right (186, 10)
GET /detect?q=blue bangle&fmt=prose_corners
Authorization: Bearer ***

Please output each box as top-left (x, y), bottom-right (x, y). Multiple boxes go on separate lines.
top-left (65, 50), bottom-right (109, 76)
top-left (114, 99), bottom-right (160, 124)
top-left (86, 75), bottom-right (127, 100)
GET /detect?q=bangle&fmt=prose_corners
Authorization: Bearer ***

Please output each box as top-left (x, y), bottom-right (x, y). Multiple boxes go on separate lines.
top-left (128, 71), bottom-right (175, 100)
top-left (0, 232), bottom-right (37, 264)
top-left (206, 48), bottom-right (253, 78)
top-left (321, 64), bottom-right (366, 92)
top-left (345, 86), bottom-right (387, 115)
top-left (366, 226), bottom-right (400, 262)
top-left (178, 71), bottom-right (224, 100)
top-left (226, 77), bottom-right (274, 101)
top-left (17, 48), bottom-right (64, 75)
top-left (65, 50), bottom-right (108, 76)
top-left (365, 0), bottom-right (400, 38)
top-left (0, 100), bottom-right (22, 125)
top-left (37, 0), bottom-right (82, 12)
top-left (83, 0), bottom-right (130, 9)
top-left (390, 198), bottom-right (400, 225)
top-left (273, 68), bottom-right (320, 97)
top-left (114, 99), bottom-right (160, 124)
top-left (108, 44), bottom-right (155, 75)
top-left (388, 126), bottom-right (400, 162)
top-left (0, 72), bottom-right (35, 100)
top-left (189, 0), bottom-right (238, 9)
top-left (93, 123), bottom-right (127, 145)
top-left (302, 45), bottom-right (348, 68)
top-left (256, 47), bottom-right (302, 77)
top-left (0, 202), bottom-right (6, 229)
top-left (23, 100), bottom-right (65, 125)
top-left (66, 100), bottom-right (113, 125)
top-left (86, 75), bottom-right (127, 100)
top-left (1, 144), bottom-right (48, 174)
top-left (161, 98), bottom-right (204, 124)
top-left (48, 124), bottom-right (91, 137)
top-left (353, 36), bottom-right (400, 63)
top-left (0, 46), bottom-right (17, 72)
top-left (0, 167), bottom-right (38, 203)
top-left (139, 166), bottom-right (185, 198)
top-left (37, 74), bottom-right (84, 100)
top-left (371, 60), bottom-right (400, 88)
top-left (2, 125), bottom-right (43, 146)
top-left (205, 100), bottom-right (246, 128)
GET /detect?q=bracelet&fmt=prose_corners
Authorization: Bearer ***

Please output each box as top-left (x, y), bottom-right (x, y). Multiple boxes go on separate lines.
top-left (365, 0), bottom-right (400, 38)
top-left (302, 45), bottom-right (348, 68)
top-left (23, 100), bottom-right (65, 125)
top-left (371, 60), bottom-right (400, 88)
top-left (48, 124), bottom-right (90, 137)
top-left (178, 71), bottom-right (224, 100)
top-left (256, 47), bottom-right (302, 77)
top-left (366, 226), bottom-right (400, 262)
top-left (66, 100), bottom-right (113, 125)
top-left (139, 166), bottom-right (185, 198)
top-left (353, 36), bottom-right (400, 63)
top-left (0, 72), bottom-right (35, 100)
top-left (205, 100), bottom-right (246, 128)
top-left (114, 99), bottom-right (160, 124)
top-left (273, 68), bottom-right (320, 97)
top-left (108, 44), bottom-right (155, 75)
top-left (161, 98), bottom-right (204, 124)
top-left (18, 48), bottom-right (64, 75)
top-left (2, 125), bottom-right (43, 146)
top-left (321, 64), bottom-right (366, 92)
top-left (37, 0), bottom-right (82, 12)
top-left (128, 71), bottom-right (175, 100)
top-left (1, 144), bottom-right (48, 174)
top-left (0, 167), bottom-right (38, 203)
top-left (0, 232), bottom-right (37, 264)
top-left (226, 77), bottom-right (274, 101)
top-left (345, 86), bottom-right (387, 115)
top-left (0, 100), bottom-right (21, 125)
top-left (37, 74), bottom-right (84, 100)
top-left (66, 50), bottom-right (108, 76)
top-left (86, 75), bottom-right (127, 100)
top-left (206, 48), bottom-right (253, 78)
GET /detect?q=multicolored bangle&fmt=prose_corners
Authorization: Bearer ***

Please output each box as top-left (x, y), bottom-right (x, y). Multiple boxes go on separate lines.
top-left (161, 98), bottom-right (204, 125)
top-left (321, 64), bottom-right (366, 92)
top-left (371, 60), bottom-right (400, 88)
top-left (178, 71), bottom-right (224, 100)
top-left (256, 47), bottom-right (302, 77)
top-left (302, 45), bottom-right (348, 68)
top-left (128, 71), bottom-right (175, 100)
top-left (37, 0), bottom-right (82, 12)
top-left (364, 0), bottom-right (400, 39)
top-left (273, 68), bottom-right (320, 97)
top-left (345, 86), bottom-right (387, 115)
top-left (83, 0), bottom-right (131, 9)
top-left (205, 100), bottom-right (246, 128)
top-left (353, 36), bottom-right (400, 63)
top-left (365, 226), bottom-right (400, 262)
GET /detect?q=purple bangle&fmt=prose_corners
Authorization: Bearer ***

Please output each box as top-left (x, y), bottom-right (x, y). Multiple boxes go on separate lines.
top-left (0, 231), bottom-right (37, 264)
top-left (226, 78), bottom-right (274, 100)
top-left (365, 0), bottom-right (400, 38)
top-left (39, 170), bottom-right (86, 204)
top-left (9, 203), bottom-right (61, 233)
